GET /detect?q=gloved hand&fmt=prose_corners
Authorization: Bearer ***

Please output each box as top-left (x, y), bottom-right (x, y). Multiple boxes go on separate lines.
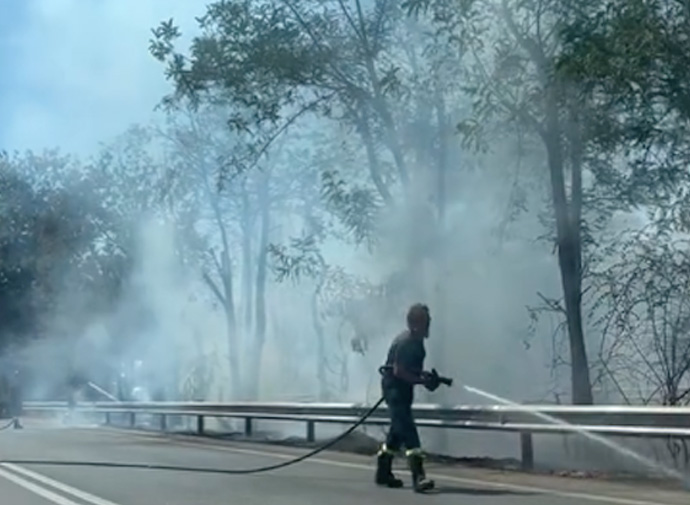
top-left (422, 369), bottom-right (441, 392)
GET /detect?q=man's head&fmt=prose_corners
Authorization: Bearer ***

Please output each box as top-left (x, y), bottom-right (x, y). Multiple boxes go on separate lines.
top-left (406, 303), bottom-right (431, 338)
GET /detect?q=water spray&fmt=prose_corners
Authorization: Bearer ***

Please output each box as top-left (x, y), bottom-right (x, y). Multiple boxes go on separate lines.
top-left (86, 382), bottom-right (119, 402)
top-left (462, 384), bottom-right (690, 487)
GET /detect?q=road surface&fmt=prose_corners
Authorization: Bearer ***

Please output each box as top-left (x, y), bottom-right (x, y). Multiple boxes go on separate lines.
top-left (0, 420), bottom-right (687, 505)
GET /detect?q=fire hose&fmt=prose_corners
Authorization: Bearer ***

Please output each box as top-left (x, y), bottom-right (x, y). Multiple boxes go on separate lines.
top-left (0, 369), bottom-right (452, 475)
top-left (0, 418), bottom-right (16, 431)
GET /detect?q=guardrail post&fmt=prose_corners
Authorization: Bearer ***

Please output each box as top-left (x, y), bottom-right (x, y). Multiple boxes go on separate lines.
top-left (105, 412), bottom-right (111, 425)
top-left (130, 412), bottom-right (136, 428)
top-left (245, 417), bottom-right (253, 436)
top-left (160, 414), bottom-right (167, 431)
top-left (306, 421), bottom-right (315, 442)
top-left (197, 415), bottom-right (204, 435)
top-left (520, 432), bottom-right (534, 470)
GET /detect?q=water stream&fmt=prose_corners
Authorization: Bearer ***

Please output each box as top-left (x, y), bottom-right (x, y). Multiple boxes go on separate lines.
top-left (463, 384), bottom-right (689, 486)
top-left (87, 381), bottom-right (119, 402)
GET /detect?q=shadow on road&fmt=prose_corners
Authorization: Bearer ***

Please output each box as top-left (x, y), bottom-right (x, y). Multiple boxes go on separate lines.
top-left (430, 485), bottom-right (537, 496)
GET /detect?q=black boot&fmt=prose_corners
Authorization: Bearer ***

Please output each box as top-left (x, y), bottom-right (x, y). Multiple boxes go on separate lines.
top-left (375, 446), bottom-right (403, 488)
top-left (407, 450), bottom-right (434, 493)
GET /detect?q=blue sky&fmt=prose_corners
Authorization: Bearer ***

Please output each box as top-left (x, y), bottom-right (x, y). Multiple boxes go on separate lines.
top-left (0, 0), bottom-right (200, 157)
top-left (0, 1), bottom-right (30, 142)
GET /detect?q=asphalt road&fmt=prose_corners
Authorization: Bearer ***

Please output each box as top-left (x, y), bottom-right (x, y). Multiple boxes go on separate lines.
top-left (0, 420), bottom-right (688, 505)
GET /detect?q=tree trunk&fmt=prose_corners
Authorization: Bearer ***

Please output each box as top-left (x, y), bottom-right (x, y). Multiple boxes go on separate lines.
top-left (202, 166), bottom-right (241, 398)
top-left (429, 85), bottom-right (451, 454)
top-left (299, 197), bottom-right (330, 400)
top-left (543, 89), bottom-right (593, 405)
top-left (215, 215), bottom-right (241, 398)
top-left (499, 3), bottom-right (593, 403)
top-left (353, 0), bottom-right (409, 185)
top-left (203, 261), bottom-right (240, 399)
top-left (353, 110), bottom-right (393, 204)
top-left (220, 250), bottom-right (241, 399)
top-left (311, 283), bottom-right (329, 400)
top-left (433, 85), bottom-right (448, 224)
top-left (240, 179), bottom-right (254, 337)
top-left (246, 173), bottom-right (271, 399)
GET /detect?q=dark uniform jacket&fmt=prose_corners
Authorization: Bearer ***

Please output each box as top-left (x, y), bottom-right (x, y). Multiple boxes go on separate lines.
top-left (381, 330), bottom-right (426, 404)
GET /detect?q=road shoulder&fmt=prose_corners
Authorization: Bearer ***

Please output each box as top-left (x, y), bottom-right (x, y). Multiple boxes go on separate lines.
top-left (87, 425), bottom-right (690, 505)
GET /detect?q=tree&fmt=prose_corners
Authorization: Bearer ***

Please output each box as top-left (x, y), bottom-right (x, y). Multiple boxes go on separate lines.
top-left (0, 151), bottom-right (125, 337)
top-left (150, 0), bottom-right (548, 406)
top-left (557, 0), bottom-right (690, 232)
top-left (269, 230), bottom-right (388, 400)
top-left (401, 0), bottom-right (603, 403)
top-left (158, 110), bottom-right (245, 397)
top-left (0, 150), bottom-right (136, 399)
top-left (0, 159), bottom-right (48, 344)
top-left (76, 126), bottom-right (202, 400)
top-left (553, 0), bottom-right (690, 403)
top-left (150, 0), bottom-right (412, 199)
top-left (589, 233), bottom-right (690, 406)
top-left (160, 106), bottom-right (306, 399)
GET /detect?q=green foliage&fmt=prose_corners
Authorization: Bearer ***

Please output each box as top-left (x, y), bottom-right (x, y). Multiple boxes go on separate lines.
top-left (151, 0), bottom-right (340, 127)
top-left (557, 0), bottom-right (690, 232)
top-left (320, 170), bottom-right (381, 248)
top-left (0, 152), bottom-right (127, 347)
top-left (149, 0), bottom-right (413, 221)
top-left (267, 234), bottom-right (323, 282)
top-left (558, 0), bottom-right (690, 121)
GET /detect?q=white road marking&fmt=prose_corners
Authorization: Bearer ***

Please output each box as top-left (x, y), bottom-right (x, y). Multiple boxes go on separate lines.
top-left (93, 427), bottom-right (684, 505)
top-left (0, 466), bottom-right (82, 505)
top-left (2, 463), bottom-right (121, 505)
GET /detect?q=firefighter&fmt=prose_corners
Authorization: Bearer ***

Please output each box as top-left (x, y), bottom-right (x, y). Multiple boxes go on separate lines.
top-left (375, 303), bottom-right (441, 493)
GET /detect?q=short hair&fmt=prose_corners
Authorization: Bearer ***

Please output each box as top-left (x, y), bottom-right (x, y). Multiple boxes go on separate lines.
top-left (406, 303), bottom-right (430, 331)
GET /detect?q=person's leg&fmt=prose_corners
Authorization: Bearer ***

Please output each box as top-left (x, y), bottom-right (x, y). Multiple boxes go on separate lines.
top-left (375, 391), bottom-right (404, 488)
top-left (398, 403), bottom-right (434, 492)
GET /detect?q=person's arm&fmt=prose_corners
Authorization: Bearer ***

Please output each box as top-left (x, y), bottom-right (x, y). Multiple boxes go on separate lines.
top-left (392, 341), bottom-right (425, 385)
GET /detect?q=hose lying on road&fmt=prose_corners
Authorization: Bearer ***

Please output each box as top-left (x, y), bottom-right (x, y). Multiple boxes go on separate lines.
top-left (0, 397), bottom-right (385, 475)
top-left (0, 419), bottom-right (16, 432)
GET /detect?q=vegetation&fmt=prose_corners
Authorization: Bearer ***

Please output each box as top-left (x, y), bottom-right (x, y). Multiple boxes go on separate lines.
top-left (2, 0), bottom-right (690, 409)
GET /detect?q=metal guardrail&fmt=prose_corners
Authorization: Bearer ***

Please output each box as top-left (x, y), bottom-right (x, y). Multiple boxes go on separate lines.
top-left (22, 401), bottom-right (690, 470)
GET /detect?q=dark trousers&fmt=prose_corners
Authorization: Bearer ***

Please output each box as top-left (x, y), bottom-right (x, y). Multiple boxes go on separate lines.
top-left (9, 387), bottom-right (22, 417)
top-left (383, 387), bottom-right (420, 451)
